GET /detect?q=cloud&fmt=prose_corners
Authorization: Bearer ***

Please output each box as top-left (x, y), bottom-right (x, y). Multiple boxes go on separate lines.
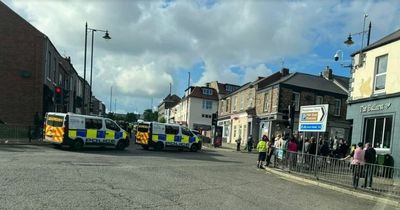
top-left (4, 0), bottom-right (400, 113)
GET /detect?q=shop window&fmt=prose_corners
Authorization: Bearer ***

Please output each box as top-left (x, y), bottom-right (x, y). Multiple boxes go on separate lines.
top-left (363, 116), bottom-right (392, 149)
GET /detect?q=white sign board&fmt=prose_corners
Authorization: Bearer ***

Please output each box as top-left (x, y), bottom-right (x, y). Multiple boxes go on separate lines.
top-left (298, 104), bottom-right (329, 132)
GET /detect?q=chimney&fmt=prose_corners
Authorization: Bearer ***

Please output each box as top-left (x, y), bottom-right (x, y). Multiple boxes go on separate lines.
top-left (206, 82), bottom-right (210, 87)
top-left (280, 68), bottom-right (289, 76)
top-left (323, 66), bottom-right (333, 80)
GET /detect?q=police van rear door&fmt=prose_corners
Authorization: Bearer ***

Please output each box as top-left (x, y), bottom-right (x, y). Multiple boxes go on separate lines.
top-left (44, 113), bottom-right (65, 143)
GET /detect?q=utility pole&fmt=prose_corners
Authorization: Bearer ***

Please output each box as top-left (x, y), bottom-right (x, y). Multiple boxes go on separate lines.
top-left (169, 83), bottom-right (172, 95)
top-left (114, 98), bottom-right (117, 113)
top-left (186, 72), bottom-right (190, 127)
top-left (109, 86), bottom-right (112, 113)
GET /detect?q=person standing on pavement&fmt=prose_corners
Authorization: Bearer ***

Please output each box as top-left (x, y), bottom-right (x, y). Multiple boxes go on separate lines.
top-left (347, 142), bottom-right (365, 189)
top-left (236, 136), bottom-right (242, 151)
top-left (363, 143), bottom-right (376, 188)
top-left (247, 135), bottom-right (253, 153)
top-left (256, 135), bottom-right (268, 169)
top-left (266, 138), bottom-right (274, 167)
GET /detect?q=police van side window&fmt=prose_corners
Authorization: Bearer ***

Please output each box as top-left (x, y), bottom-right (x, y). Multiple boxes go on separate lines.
top-left (106, 120), bottom-right (120, 131)
top-left (181, 127), bottom-right (193, 137)
top-left (85, 119), bottom-right (103, 129)
top-left (165, 125), bottom-right (179, 135)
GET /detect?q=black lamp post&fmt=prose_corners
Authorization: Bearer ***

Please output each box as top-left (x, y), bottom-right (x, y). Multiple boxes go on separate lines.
top-left (83, 22), bottom-right (111, 114)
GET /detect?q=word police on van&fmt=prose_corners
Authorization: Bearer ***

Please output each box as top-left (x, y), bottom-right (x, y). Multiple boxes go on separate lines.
top-left (44, 112), bottom-right (129, 150)
top-left (135, 121), bottom-right (202, 152)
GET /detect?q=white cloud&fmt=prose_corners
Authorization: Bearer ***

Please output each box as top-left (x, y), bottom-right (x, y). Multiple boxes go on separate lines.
top-left (4, 0), bottom-right (400, 113)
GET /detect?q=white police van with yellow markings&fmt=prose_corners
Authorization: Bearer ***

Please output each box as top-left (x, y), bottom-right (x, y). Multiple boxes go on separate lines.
top-left (44, 112), bottom-right (129, 150)
top-left (135, 121), bottom-right (202, 152)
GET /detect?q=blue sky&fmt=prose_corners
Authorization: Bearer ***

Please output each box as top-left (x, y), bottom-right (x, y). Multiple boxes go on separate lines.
top-left (4, 0), bottom-right (400, 114)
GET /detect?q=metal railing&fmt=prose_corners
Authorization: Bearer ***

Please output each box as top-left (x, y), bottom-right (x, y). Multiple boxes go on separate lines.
top-left (271, 149), bottom-right (400, 197)
top-left (0, 124), bottom-right (42, 143)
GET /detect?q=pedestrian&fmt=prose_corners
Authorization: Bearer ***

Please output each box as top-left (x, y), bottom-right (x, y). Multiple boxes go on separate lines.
top-left (288, 138), bottom-right (298, 169)
top-left (343, 142), bottom-right (365, 189)
top-left (236, 136), bottom-right (242, 151)
top-left (247, 135), bottom-right (253, 153)
top-left (363, 143), bottom-right (376, 188)
top-left (266, 138), bottom-right (274, 167)
top-left (256, 135), bottom-right (268, 169)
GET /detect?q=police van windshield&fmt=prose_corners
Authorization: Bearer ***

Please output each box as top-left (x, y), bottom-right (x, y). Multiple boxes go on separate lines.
top-left (137, 123), bottom-right (149, 132)
top-left (46, 115), bottom-right (64, 127)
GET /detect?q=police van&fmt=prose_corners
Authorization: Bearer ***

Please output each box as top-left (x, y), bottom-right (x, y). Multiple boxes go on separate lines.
top-left (135, 122), bottom-right (202, 152)
top-left (44, 112), bottom-right (129, 150)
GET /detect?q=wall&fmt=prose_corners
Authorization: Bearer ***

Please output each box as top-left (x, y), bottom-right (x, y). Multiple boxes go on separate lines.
top-left (188, 97), bottom-right (217, 129)
top-left (351, 40), bottom-right (400, 100)
top-left (0, 2), bottom-right (45, 126)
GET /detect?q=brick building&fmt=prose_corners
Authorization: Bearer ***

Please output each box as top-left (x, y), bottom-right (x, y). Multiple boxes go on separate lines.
top-left (256, 67), bottom-right (350, 140)
top-left (0, 2), bottom-right (91, 126)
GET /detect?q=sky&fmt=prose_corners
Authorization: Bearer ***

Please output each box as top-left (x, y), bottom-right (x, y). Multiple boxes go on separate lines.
top-left (3, 0), bottom-right (400, 114)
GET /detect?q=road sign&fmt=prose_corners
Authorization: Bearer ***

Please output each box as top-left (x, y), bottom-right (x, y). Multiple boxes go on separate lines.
top-left (298, 104), bottom-right (329, 132)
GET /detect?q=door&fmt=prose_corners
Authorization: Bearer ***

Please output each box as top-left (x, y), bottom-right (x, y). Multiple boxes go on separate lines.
top-left (105, 119), bottom-right (120, 145)
top-left (84, 118), bottom-right (105, 144)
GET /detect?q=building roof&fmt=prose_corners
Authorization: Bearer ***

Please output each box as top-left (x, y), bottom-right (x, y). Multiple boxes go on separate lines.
top-left (351, 29), bottom-right (400, 56)
top-left (222, 77), bottom-right (265, 99)
top-left (216, 82), bottom-right (240, 95)
top-left (185, 86), bottom-right (219, 101)
top-left (332, 75), bottom-right (350, 89)
top-left (270, 72), bottom-right (348, 95)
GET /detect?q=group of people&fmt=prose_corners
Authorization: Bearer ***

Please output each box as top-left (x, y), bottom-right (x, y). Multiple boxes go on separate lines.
top-left (342, 142), bottom-right (376, 189)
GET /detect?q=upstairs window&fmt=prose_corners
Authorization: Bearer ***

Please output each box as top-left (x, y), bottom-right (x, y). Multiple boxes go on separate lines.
top-left (374, 54), bottom-right (388, 93)
top-left (315, 96), bottom-right (323, 105)
top-left (334, 99), bottom-right (341, 116)
top-left (264, 92), bottom-right (270, 112)
top-left (202, 88), bottom-right (213, 95)
top-left (292, 92), bottom-right (300, 111)
top-left (202, 100), bottom-right (212, 109)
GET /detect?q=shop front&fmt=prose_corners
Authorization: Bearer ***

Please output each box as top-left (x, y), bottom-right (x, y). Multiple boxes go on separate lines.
top-left (347, 97), bottom-right (400, 168)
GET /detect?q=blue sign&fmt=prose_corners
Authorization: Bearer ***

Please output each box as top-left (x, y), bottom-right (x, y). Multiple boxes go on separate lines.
top-left (300, 124), bottom-right (322, 130)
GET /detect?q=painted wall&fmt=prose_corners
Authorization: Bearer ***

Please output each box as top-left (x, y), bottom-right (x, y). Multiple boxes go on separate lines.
top-left (351, 40), bottom-right (400, 100)
top-left (187, 97), bottom-right (217, 129)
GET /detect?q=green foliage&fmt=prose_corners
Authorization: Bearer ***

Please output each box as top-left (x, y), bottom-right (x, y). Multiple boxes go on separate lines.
top-left (143, 109), bottom-right (158, 122)
top-left (159, 116), bottom-right (166, 123)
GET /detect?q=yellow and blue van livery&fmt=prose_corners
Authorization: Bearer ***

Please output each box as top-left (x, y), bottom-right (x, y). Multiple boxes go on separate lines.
top-left (135, 121), bottom-right (202, 152)
top-left (44, 112), bottom-right (129, 150)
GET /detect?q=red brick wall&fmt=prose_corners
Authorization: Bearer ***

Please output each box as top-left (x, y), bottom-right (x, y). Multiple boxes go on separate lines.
top-left (0, 2), bottom-right (44, 126)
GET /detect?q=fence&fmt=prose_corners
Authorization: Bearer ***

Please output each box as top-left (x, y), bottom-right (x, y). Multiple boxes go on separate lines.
top-left (0, 124), bottom-right (42, 143)
top-left (271, 149), bottom-right (400, 198)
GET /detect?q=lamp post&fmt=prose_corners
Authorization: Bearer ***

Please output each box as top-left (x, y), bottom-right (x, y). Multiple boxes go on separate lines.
top-left (83, 22), bottom-right (111, 114)
top-left (343, 14), bottom-right (371, 68)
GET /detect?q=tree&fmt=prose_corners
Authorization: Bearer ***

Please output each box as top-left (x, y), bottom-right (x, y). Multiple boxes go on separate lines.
top-left (159, 116), bottom-right (166, 123)
top-left (126, 112), bottom-right (138, 122)
top-left (143, 109), bottom-right (158, 121)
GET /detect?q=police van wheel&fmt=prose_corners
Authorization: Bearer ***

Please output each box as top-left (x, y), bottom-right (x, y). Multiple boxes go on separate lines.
top-left (190, 144), bottom-right (199, 152)
top-left (155, 142), bottom-right (164, 151)
top-left (53, 144), bottom-right (62, 149)
top-left (116, 140), bottom-right (126, 150)
top-left (142, 145), bottom-right (149, 150)
top-left (72, 139), bottom-right (83, 150)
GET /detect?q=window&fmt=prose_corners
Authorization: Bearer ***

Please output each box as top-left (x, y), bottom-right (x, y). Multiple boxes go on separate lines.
top-left (220, 101), bottom-right (224, 114)
top-left (233, 96), bottom-right (237, 111)
top-left (166, 125), bottom-right (179, 135)
top-left (240, 96), bottom-right (244, 110)
top-left (226, 85), bottom-right (234, 92)
top-left (226, 99), bottom-right (230, 112)
top-left (374, 54), bottom-right (388, 92)
top-left (85, 118), bottom-right (103, 129)
top-left (47, 51), bottom-right (51, 80)
top-left (363, 116), bottom-right (392, 149)
top-left (264, 92), bottom-right (270, 112)
top-left (292, 92), bottom-right (300, 111)
top-left (202, 88), bottom-right (213, 95)
top-left (181, 127), bottom-right (193, 137)
top-left (333, 99), bottom-right (341, 116)
top-left (316, 96), bottom-right (323, 105)
top-left (248, 92), bottom-right (253, 107)
top-left (53, 58), bottom-right (57, 82)
top-left (202, 100), bottom-right (212, 109)
top-left (233, 125), bottom-right (237, 138)
top-left (105, 119), bottom-right (120, 131)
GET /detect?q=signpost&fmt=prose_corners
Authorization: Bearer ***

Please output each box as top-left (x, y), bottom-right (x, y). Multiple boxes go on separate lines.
top-left (298, 104), bottom-right (329, 177)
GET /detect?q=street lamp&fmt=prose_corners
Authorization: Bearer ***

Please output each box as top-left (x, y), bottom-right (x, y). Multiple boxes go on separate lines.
top-left (343, 14), bottom-right (371, 68)
top-left (83, 22), bottom-right (111, 114)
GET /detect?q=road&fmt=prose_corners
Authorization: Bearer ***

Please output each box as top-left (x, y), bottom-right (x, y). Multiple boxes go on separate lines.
top-left (0, 144), bottom-right (397, 210)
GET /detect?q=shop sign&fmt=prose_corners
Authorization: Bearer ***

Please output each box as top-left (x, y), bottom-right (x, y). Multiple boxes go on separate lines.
top-left (360, 103), bottom-right (391, 113)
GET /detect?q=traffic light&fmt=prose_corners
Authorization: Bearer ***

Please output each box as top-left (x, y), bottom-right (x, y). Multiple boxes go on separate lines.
top-left (63, 89), bottom-right (69, 105)
top-left (211, 112), bottom-right (218, 126)
top-left (54, 86), bottom-right (63, 104)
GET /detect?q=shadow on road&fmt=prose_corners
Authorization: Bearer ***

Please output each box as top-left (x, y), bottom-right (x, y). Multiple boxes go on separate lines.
top-left (53, 144), bottom-right (241, 163)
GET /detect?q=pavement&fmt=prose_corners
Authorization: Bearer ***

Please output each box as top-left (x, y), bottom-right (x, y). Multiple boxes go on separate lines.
top-left (0, 144), bottom-right (398, 210)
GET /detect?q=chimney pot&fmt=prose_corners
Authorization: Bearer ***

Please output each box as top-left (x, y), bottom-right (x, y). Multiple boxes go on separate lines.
top-left (281, 68), bottom-right (289, 76)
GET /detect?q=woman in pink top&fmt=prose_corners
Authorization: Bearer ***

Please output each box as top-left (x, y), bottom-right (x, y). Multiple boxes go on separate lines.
top-left (351, 142), bottom-right (365, 189)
